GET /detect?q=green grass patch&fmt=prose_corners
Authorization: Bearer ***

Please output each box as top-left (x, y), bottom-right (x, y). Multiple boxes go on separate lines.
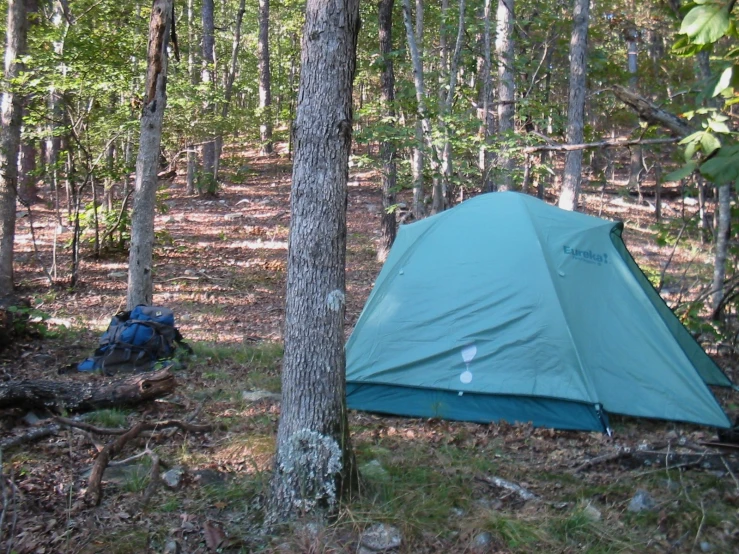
top-left (86, 408), bottom-right (130, 428)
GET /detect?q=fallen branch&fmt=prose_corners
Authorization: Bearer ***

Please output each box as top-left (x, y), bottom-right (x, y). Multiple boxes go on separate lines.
top-left (572, 448), bottom-right (632, 473)
top-left (611, 85), bottom-right (693, 137)
top-left (522, 136), bottom-right (679, 154)
top-left (0, 369), bottom-right (176, 413)
top-left (85, 419), bottom-right (212, 505)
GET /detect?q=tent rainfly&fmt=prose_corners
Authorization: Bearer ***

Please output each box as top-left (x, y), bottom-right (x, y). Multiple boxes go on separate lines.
top-left (346, 192), bottom-right (733, 432)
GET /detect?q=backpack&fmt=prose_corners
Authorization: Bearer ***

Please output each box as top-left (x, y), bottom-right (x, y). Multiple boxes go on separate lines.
top-left (77, 305), bottom-right (191, 375)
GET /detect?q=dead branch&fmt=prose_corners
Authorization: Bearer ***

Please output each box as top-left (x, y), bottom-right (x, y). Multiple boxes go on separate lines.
top-left (572, 448), bottom-right (632, 473)
top-left (140, 451), bottom-right (160, 508)
top-left (611, 85), bottom-right (693, 137)
top-left (85, 419), bottom-right (212, 505)
top-left (53, 416), bottom-right (128, 435)
top-left (522, 136), bottom-right (679, 154)
top-left (0, 369), bottom-right (176, 413)
top-left (0, 424), bottom-right (59, 449)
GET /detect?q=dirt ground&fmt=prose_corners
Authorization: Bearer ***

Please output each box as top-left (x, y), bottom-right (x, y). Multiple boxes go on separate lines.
top-left (1, 143), bottom-right (738, 553)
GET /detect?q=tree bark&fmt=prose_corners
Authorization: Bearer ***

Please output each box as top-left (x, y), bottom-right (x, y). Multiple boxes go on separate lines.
top-left (126, 0), bottom-right (173, 309)
top-left (268, 0), bottom-right (360, 523)
top-left (0, 0), bottom-right (28, 295)
top-left (0, 369), bottom-right (175, 412)
top-left (711, 183), bottom-right (731, 319)
top-left (557, 0), bottom-right (590, 211)
top-left (411, 0), bottom-right (425, 218)
top-left (625, 26), bottom-right (642, 191)
top-left (377, 0), bottom-right (397, 262)
top-left (495, 0), bottom-right (515, 191)
top-left (612, 85), bottom-right (692, 137)
top-left (258, 0), bottom-right (273, 155)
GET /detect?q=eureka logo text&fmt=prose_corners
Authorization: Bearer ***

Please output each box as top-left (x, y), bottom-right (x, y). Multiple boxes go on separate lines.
top-left (563, 246), bottom-right (609, 265)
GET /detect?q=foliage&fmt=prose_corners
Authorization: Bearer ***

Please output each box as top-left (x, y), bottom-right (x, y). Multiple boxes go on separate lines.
top-left (671, 0), bottom-right (739, 185)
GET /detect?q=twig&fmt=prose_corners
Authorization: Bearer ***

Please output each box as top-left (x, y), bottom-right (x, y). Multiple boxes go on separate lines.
top-left (522, 136), bottom-right (679, 154)
top-left (572, 448), bottom-right (630, 473)
top-left (0, 424), bottom-right (60, 449)
top-left (85, 419), bottom-right (212, 505)
top-left (693, 500), bottom-right (706, 550)
top-left (53, 416), bottom-right (128, 435)
top-left (722, 457), bottom-right (739, 491)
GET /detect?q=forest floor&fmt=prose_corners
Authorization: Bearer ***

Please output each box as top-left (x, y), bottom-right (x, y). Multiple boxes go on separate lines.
top-left (1, 142), bottom-right (739, 553)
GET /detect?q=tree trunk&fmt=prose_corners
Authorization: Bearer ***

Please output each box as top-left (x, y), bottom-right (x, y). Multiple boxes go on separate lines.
top-left (625, 27), bottom-right (642, 192)
top-left (377, 0), bottom-right (397, 262)
top-left (557, 0), bottom-right (590, 211)
top-left (126, 0), bottom-right (173, 309)
top-left (200, 0), bottom-right (217, 190)
top-left (411, 0), bottom-right (424, 218)
top-left (711, 183), bottom-right (731, 319)
top-left (186, 0), bottom-right (198, 196)
top-left (258, 0), bottom-right (273, 155)
top-left (0, 0), bottom-right (28, 296)
top-left (268, 0), bottom-right (360, 523)
top-left (0, 369), bottom-right (175, 412)
top-left (479, 0), bottom-right (494, 192)
top-left (495, 0), bottom-right (514, 191)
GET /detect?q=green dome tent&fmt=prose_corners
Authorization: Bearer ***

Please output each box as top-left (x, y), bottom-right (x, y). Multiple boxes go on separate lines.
top-left (346, 192), bottom-right (733, 432)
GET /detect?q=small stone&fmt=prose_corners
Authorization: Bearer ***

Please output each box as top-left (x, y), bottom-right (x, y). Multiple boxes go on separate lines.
top-left (359, 523), bottom-right (402, 551)
top-left (450, 507), bottom-right (465, 518)
top-left (163, 539), bottom-right (181, 554)
top-left (162, 467), bottom-right (185, 489)
top-left (628, 489), bottom-right (656, 513)
top-left (472, 532), bottom-right (493, 550)
top-left (224, 213), bottom-right (243, 220)
top-left (107, 271), bottom-right (127, 279)
top-left (22, 411), bottom-right (40, 426)
top-left (700, 541), bottom-right (713, 552)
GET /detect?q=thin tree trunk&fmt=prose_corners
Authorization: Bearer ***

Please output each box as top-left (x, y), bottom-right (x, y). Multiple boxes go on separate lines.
top-left (200, 0), bottom-right (216, 191)
top-left (217, 0), bottom-right (246, 164)
top-left (479, 0), bottom-right (494, 192)
top-left (0, 0), bottom-right (28, 295)
top-left (625, 27), bottom-right (642, 191)
top-left (411, 0), bottom-right (425, 218)
top-left (268, 0), bottom-right (360, 523)
top-left (186, 0), bottom-right (197, 195)
top-left (495, 0), bottom-right (514, 191)
top-left (557, 0), bottom-right (590, 211)
top-left (258, 0), bottom-right (273, 155)
top-left (378, 0), bottom-right (397, 262)
top-left (711, 183), bottom-right (731, 319)
top-left (127, 0), bottom-right (173, 309)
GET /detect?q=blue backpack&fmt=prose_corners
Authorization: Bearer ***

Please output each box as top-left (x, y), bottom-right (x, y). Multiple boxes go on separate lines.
top-left (78, 305), bottom-right (191, 375)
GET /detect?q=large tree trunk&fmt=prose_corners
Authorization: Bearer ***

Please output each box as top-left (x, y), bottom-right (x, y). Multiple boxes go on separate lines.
top-left (200, 0), bottom-right (217, 190)
top-left (557, 0), bottom-right (590, 211)
top-left (0, 369), bottom-right (175, 412)
top-left (0, 0), bottom-right (28, 296)
top-left (126, 0), bottom-right (173, 309)
top-left (378, 0), bottom-right (397, 262)
top-left (495, 0), bottom-right (514, 191)
top-left (258, 0), bottom-right (273, 155)
top-left (268, 0), bottom-right (360, 523)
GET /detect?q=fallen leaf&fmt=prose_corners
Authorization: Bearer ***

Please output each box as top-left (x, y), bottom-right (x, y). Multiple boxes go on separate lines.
top-left (203, 520), bottom-right (226, 551)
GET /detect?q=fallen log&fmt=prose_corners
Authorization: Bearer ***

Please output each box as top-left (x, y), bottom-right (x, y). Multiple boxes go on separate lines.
top-left (611, 85), bottom-right (693, 138)
top-left (0, 369), bottom-right (176, 413)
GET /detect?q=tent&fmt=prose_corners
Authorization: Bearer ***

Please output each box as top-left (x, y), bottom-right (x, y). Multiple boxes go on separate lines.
top-left (346, 192), bottom-right (733, 432)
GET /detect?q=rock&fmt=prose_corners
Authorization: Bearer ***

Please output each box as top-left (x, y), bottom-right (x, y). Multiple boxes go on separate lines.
top-left (162, 466), bottom-right (185, 489)
top-left (582, 503), bottom-right (602, 522)
top-left (450, 507), bottom-right (465, 518)
top-left (360, 459), bottom-right (389, 481)
top-left (242, 390), bottom-right (281, 402)
top-left (359, 523), bottom-right (402, 552)
top-left (628, 489), bottom-right (656, 512)
top-left (224, 213), bottom-right (243, 220)
top-left (700, 541), bottom-right (713, 552)
top-left (471, 532), bottom-right (493, 550)
top-left (107, 271), bottom-right (127, 279)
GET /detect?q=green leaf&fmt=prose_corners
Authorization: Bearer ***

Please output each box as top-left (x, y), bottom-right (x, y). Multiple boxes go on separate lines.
top-left (665, 161), bottom-right (698, 182)
top-left (708, 119), bottom-right (731, 133)
top-left (713, 66), bottom-right (734, 96)
top-left (700, 132), bottom-right (722, 155)
top-left (685, 140), bottom-right (699, 161)
top-left (679, 130), bottom-right (703, 145)
top-left (700, 145), bottom-right (739, 184)
top-left (680, 4), bottom-right (730, 45)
